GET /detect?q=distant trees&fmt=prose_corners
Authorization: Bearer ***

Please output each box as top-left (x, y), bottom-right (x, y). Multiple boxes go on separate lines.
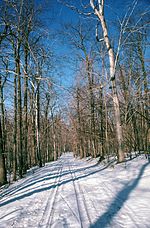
top-left (65, 22), bottom-right (98, 158)
top-left (122, 18), bottom-right (149, 154)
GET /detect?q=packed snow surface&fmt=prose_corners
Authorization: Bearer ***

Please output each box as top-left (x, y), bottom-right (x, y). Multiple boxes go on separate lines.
top-left (0, 153), bottom-right (150, 228)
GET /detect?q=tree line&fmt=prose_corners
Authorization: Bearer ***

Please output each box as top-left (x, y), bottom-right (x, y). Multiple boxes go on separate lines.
top-left (64, 0), bottom-right (150, 161)
top-left (0, 0), bottom-right (71, 186)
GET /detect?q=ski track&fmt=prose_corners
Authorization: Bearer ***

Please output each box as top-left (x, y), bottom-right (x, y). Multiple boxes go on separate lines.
top-left (48, 158), bottom-right (83, 228)
top-left (39, 160), bottom-right (63, 227)
top-left (0, 153), bottom-right (150, 228)
top-left (68, 162), bottom-right (86, 228)
top-left (70, 161), bottom-right (124, 228)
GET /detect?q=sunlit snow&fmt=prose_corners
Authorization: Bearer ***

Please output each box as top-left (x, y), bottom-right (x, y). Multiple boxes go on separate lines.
top-left (0, 153), bottom-right (150, 228)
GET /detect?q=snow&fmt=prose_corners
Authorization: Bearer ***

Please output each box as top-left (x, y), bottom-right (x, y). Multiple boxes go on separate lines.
top-left (0, 153), bottom-right (150, 228)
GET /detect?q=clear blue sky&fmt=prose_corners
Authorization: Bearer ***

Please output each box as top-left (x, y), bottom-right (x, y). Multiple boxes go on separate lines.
top-left (36, 0), bottom-right (150, 93)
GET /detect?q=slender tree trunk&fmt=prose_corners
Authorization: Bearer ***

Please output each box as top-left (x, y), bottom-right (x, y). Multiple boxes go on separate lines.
top-left (35, 82), bottom-right (42, 167)
top-left (16, 43), bottom-right (23, 178)
top-left (99, 86), bottom-right (104, 159)
top-left (76, 88), bottom-right (84, 158)
top-left (53, 123), bottom-right (57, 161)
top-left (90, 0), bottom-right (124, 162)
top-left (23, 47), bottom-right (28, 173)
top-left (13, 75), bottom-right (17, 181)
top-left (86, 59), bottom-right (96, 158)
top-left (0, 73), bottom-right (7, 185)
top-left (99, 56), bottom-right (105, 159)
top-left (45, 95), bottom-right (50, 163)
top-left (0, 75), bottom-right (6, 159)
top-left (30, 87), bottom-right (36, 166)
top-left (0, 117), bottom-right (7, 186)
top-left (13, 47), bottom-right (18, 181)
top-left (104, 98), bottom-right (109, 156)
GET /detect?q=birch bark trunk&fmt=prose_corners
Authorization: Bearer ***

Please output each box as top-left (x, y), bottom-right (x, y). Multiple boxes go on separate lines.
top-left (90, 0), bottom-right (125, 162)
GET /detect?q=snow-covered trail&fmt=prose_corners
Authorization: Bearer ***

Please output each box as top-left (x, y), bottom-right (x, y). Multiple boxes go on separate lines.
top-left (0, 153), bottom-right (150, 228)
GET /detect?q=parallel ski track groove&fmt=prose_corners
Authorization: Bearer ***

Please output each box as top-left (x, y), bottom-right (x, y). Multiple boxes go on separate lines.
top-left (73, 168), bottom-right (100, 222)
top-left (38, 160), bottom-right (63, 228)
top-left (69, 163), bottom-right (93, 226)
top-left (68, 161), bottom-right (84, 228)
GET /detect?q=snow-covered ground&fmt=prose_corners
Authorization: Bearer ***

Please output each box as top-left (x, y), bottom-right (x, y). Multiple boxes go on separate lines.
top-left (0, 153), bottom-right (150, 228)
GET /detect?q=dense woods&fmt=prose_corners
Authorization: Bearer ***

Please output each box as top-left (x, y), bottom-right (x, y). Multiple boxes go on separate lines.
top-left (0, 0), bottom-right (149, 186)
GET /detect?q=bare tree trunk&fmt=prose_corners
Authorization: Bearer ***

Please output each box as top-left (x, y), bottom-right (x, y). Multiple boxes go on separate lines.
top-left (100, 56), bottom-right (106, 159)
top-left (23, 47), bottom-right (28, 173)
top-left (45, 94), bottom-right (50, 163)
top-left (35, 82), bottom-right (42, 167)
top-left (0, 74), bottom-right (6, 160)
top-left (13, 63), bottom-right (17, 181)
top-left (104, 98), bottom-right (109, 156)
top-left (53, 123), bottom-right (57, 161)
top-left (16, 43), bottom-right (23, 178)
top-left (0, 69), bottom-right (7, 186)
top-left (76, 88), bottom-right (84, 158)
top-left (90, 0), bottom-right (124, 162)
top-left (0, 117), bottom-right (7, 186)
top-left (86, 59), bottom-right (96, 158)
top-left (29, 87), bottom-right (36, 166)
top-left (51, 110), bottom-right (57, 161)
top-left (99, 85), bottom-right (105, 159)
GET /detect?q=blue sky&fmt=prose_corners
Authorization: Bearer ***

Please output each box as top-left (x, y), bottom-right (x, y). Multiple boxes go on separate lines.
top-left (35, 0), bottom-right (150, 94)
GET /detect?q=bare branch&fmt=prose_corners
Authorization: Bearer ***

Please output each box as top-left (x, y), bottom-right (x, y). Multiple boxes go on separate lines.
top-left (58, 0), bottom-right (92, 16)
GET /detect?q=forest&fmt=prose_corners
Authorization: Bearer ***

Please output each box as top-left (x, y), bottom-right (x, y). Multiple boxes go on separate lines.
top-left (0, 0), bottom-right (149, 186)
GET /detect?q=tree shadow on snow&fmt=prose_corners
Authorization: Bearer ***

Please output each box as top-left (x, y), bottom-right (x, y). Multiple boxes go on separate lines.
top-left (0, 159), bottom-right (107, 201)
top-left (90, 162), bottom-right (149, 228)
top-left (0, 161), bottom-right (113, 207)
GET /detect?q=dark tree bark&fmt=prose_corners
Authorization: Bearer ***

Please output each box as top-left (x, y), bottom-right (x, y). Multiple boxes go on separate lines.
top-left (76, 88), bottom-right (84, 158)
top-left (16, 42), bottom-right (23, 178)
top-left (35, 81), bottom-right (42, 167)
top-left (0, 118), bottom-right (7, 186)
top-left (44, 93), bottom-right (50, 163)
top-left (23, 46), bottom-right (29, 173)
